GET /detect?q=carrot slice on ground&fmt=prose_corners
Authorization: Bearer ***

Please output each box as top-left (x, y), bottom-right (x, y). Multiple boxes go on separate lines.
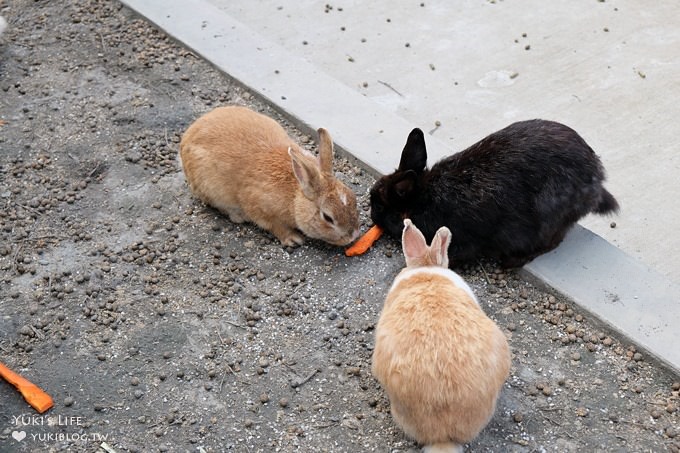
top-left (345, 225), bottom-right (384, 256)
top-left (0, 361), bottom-right (54, 413)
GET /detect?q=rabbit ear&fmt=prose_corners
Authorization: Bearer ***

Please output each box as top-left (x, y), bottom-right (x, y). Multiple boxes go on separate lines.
top-left (402, 218), bottom-right (428, 265)
top-left (429, 226), bottom-right (452, 267)
top-left (394, 170), bottom-right (417, 199)
top-left (317, 128), bottom-right (334, 175)
top-left (289, 147), bottom-right (322, 199)
top-left (398, 128), bottom-right (427, 172)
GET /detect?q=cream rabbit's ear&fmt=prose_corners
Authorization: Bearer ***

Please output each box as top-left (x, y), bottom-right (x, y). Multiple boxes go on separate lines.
top-left (429, 226), bottom-right (452, 268)
top-left (402, 219), bottom-right (428, 266)
top-left (317, 128), bottom-right (334, 175)
top-left (289, 147), bottom-right (322, 199)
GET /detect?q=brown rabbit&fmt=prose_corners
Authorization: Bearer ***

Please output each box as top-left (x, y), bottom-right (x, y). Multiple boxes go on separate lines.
top-left (179, 106), bottom-right (360, 246)
top-left (372, 219), bottom-right (511, 452)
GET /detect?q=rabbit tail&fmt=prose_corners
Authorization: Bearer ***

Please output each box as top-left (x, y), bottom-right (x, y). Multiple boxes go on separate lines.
top-left (423, 442), bottom-right (464, 453)
top-left (594, 189), bottom-right (619, 215)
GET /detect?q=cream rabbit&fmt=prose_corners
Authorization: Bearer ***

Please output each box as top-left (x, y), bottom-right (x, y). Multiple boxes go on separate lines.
top-left (179, 106), bottom-right (359, 246)
top-left (372, 219), bottom-right (511, 452)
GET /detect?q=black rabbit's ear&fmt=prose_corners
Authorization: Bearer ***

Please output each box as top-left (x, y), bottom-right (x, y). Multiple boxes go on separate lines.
top-left (393, 170), bottom-right (417, 199)
top-left (398, 128), bottom-right (427, 172)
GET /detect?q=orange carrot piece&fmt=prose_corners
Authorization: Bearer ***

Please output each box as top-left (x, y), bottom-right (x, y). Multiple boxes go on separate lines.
top-left (345, 225), bottom-right (384, 256)
top-left (0, 361), bottom-right (54, 413)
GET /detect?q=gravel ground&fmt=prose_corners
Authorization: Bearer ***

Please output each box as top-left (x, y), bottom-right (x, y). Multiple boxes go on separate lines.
top-left (0, 1), bottom-right (679, 452)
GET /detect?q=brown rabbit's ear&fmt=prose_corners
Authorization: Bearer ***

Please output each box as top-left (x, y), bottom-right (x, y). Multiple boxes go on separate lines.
top-left (402, 218), bottom-right (428, 265)
top-left (398, 128), bottom-right (427, 172)
top-left (317, 128), bottom-right (334, 175)
top-left (429, 226), bottom-right (452, 267)
top-left (289, 147), bottom-right (322, 199)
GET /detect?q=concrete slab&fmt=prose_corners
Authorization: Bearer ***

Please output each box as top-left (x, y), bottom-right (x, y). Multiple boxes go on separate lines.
top-left (120, 0), bottom-right (680, 372)
top-left (118, 0), bottom-right (452, 176)
top-left (216, 0), bottom-right (680, 287)
top-left (524, 225), bottom-right (680, 373)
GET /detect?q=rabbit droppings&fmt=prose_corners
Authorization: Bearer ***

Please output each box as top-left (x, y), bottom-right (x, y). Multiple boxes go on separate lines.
top-left (179, 106), bottom-right (360, 247)
top-left (372, 219), bottom-right (511, 453)
top-left (370, 120), bottom-right (619, 267)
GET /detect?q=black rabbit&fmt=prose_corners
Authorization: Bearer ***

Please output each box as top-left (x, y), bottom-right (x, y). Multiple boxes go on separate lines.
top-left (370, 120), bottom-right (619, 268)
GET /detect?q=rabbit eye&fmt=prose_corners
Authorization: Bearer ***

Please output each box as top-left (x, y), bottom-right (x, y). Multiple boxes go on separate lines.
top-left (322, 212), bottom-right (335, 224)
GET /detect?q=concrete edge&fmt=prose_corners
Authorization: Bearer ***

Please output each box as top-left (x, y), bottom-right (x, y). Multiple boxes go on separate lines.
top-left (120, 0), bottom-right (680, 376)
top-left (523, 225), bottom-right (680, 374)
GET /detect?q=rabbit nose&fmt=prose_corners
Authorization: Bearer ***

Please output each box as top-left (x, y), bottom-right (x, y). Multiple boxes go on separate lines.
top-left (350, 228), bottom-right (360, 242)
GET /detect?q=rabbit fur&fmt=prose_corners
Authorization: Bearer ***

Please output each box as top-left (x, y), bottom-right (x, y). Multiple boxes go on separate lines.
top-left (372, 219), bottom-right (511, 452)
top-left (370, 120), bottom-right (619, 267)
top-left (179, 106), bottom-right (359, 247)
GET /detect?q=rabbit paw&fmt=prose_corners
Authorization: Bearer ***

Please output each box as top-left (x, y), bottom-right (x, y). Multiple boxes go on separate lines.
top-left (274, 228), bottom-right (304, 247)
top-left (226, 208), bottom-right (247, 224)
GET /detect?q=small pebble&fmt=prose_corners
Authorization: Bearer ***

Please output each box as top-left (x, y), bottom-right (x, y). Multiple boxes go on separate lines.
top-left (346, 367), bottom-right (361, 376)
top-left (64, 397), bottom-right (74, 407)
top-left (279, 398), bottom-right (289, 408)
top-left (513, 412), bottom-right (523, 423)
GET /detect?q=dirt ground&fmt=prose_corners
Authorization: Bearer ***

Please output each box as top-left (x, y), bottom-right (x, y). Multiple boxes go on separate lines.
top-left (0, 1), bottom-right (678, 452)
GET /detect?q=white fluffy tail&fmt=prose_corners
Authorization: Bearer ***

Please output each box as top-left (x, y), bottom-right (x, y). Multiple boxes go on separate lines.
top-left (423, 442), bottom-right (464, 453)
top-left (0, 16), bottom-right (7, 36)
